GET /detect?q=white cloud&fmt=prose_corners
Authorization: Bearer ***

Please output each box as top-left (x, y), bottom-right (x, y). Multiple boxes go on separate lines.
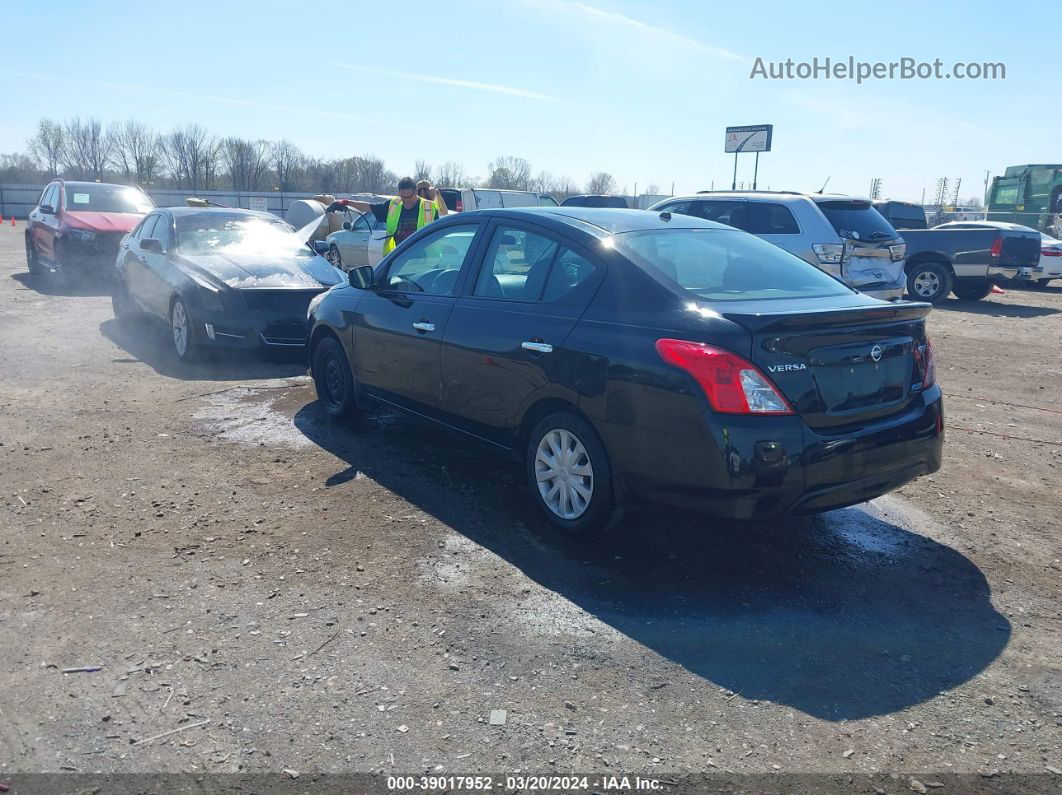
top-left (527, 0), bottom-right (748, 62)
top-left (333, 63), bottom-right (562, 102)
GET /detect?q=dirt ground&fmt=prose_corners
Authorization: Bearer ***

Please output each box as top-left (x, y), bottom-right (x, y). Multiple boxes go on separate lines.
top-left (0, 224), bottom-right (1060, 790)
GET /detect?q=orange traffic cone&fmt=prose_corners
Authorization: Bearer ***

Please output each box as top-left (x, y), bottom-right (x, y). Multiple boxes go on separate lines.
top-left (991, 284), bottom-right (1005, 294)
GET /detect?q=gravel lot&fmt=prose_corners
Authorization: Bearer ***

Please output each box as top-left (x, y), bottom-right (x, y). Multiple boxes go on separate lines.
top-left (0, 225), bottom-right (1060, 790)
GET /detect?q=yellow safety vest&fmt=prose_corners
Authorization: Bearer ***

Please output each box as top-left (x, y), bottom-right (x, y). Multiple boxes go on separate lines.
top-left (384, 197), bottom-right (438, 253)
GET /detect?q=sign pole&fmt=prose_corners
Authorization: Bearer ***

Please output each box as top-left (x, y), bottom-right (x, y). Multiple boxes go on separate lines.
top-left (732, 152), bottom-right (738, 191)
top-left (753, 152), bottom-right (759, 190)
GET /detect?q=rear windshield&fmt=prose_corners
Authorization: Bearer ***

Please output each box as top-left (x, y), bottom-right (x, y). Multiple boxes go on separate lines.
top-left (63, 185), bottom-right (154, 214)
top-left (884, 203), bottom-right (927, 229)
top-left (817, 200), bottom-right (899, 242)
top-left (616, 229), bottom-right (852, 302)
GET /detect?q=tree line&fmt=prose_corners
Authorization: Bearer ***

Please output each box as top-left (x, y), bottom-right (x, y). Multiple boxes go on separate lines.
top-left (0, 117), bottom-right (642, 200)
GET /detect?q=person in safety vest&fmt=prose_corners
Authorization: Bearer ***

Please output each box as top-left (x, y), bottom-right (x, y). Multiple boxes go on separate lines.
top-left (332, 176), bottom-right (446, 255)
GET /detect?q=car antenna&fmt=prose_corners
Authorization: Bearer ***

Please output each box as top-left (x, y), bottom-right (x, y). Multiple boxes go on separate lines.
top-left (816, 177), bottom-right (831, 194)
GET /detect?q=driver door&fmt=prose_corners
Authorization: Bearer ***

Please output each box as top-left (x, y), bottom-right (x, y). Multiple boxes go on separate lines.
top-left (340, 211), bottom-right (373, 268)
top-left (353, 223), bottom-right (483, 415)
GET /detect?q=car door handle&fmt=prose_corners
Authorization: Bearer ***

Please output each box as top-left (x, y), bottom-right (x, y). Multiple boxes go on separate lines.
top-left (521, 340), bottom-right (553, 353)
top-left (412, 321), bottom-right (435, 333)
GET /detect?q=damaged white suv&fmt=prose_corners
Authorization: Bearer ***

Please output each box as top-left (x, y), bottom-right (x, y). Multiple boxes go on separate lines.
top-left (649, 191), bottom-right (908, 301)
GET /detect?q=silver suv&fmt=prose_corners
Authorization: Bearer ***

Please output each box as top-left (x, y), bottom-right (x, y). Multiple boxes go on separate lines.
top-left (648, 191), bottom-right (907, 301)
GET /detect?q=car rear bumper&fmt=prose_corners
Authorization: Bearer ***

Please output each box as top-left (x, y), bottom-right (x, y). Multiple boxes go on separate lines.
top-left (603, 388), bottom-right (943, 520)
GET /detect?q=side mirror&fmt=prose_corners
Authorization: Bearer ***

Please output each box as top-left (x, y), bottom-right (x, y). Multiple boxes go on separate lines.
top-left (342, 221), bottom-right (352, 231)
top-left (348, 265), bottom-right (374, 289)
top-left (39, 204), bottom-right (55, 215)
top-left (312, 240), bottom-right (330, 256)
top-left (141, 238), bottom-right (163, 253)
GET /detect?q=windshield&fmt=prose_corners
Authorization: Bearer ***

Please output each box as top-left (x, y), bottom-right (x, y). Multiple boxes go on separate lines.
top-left (616, 229), bottom-right (852, 302)
top-left (63, 185), bottom-right (153, 214)
top-left (174, 213), bottom-right (311, 257)
top-left (817, 200), bottom-right (899, 241)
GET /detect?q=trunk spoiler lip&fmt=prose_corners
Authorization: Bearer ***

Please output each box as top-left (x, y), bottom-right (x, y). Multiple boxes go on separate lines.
top-left (719, 300), bottom-right (932, 332)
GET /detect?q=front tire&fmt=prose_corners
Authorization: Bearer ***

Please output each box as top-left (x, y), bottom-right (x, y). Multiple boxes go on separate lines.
top-left (312, 335), bottom-right (361, 419)
top-left (905, 261), bottom-right (953, 303)
top-left (326, 243), bottom-right (344, 270)
top-left (952, 278), bottom-right (993, 301)
top-left (526, 411), bottom-right (615, 535)
top-left (25, 236), bottom-right (43, 275)
top-left (170, 297), bottom-right (199, 362)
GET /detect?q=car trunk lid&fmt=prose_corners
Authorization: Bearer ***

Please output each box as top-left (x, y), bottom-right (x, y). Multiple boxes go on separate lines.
top-left (719, 300), bottom-right (933, 431)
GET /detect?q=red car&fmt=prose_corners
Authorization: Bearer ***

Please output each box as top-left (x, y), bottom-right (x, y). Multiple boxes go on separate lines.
top-left (25, 180), bottom-right (154, 282)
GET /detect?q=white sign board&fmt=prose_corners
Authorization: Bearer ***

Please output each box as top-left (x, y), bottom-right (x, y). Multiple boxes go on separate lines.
top-left (248, 197), bottom-right (269, 212)
top-left (725, 125), bottom-right (773, 153)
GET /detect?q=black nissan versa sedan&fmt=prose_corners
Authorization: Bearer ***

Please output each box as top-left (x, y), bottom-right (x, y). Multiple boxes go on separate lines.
top-left (112, 207), bottom-right (343, 361)
top-left (307, 207), bottom-right (943, 534)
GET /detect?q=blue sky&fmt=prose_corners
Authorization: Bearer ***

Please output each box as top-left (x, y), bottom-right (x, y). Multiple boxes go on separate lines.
top-left (3, 0), bottom-right (1057, 202)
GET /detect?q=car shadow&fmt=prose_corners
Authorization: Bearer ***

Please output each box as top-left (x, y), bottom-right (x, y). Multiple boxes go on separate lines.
top-left (934, 297), bottom-right (1060, 318)
top-left (11, 270), bottom-right (112, 297)
top-left (100, 318), bottom-right (306, 382)
top-left (292, 399), bottom-right (1010, 721)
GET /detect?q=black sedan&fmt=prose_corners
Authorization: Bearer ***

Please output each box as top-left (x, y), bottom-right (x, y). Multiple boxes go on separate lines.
top-left (308, 207), bottom-right (943, 534)
top-left (112, 207), bottom-right (343, 361)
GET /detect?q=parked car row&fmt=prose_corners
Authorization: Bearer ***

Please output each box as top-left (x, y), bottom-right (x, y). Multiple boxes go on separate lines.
top-left (22, 183), bottom-right (947, 536)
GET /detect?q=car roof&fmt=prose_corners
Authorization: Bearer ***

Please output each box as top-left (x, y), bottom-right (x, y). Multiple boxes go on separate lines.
top-left (672, 191), bottom-right (870, 204)
top-left (161, 206), bottom-right (279, 220)
top-left (58, 180), bottom-right (145, 190)
top-left (470, 206), bottom-right (730, 235)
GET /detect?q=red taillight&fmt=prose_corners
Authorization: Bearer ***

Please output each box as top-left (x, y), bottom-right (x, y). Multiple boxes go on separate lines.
top-left (655, 339), bottom-right (794, 415)
top-left (455, 200), bottom-right (464, 212)
top-left (1042, 247), bottom-right (1062, 257)
top-left (913, 337), bottom-right (936, 389)
top-left (989, 237), bottom-right (1003, 258)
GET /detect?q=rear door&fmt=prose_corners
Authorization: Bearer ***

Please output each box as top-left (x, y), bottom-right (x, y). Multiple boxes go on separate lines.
top-left (440, 221), bottom-right (604, 444)
top-left (354, 223), bottom-right (483, 414)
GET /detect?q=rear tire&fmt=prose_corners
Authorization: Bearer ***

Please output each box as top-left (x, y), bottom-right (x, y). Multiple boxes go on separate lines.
top-left (952, 278), bottom-right (993, 301)
top-left (25, 236), bottom-right (43, 275)
top-left (111, 279), bottom-right (139, 323)
top-left (526, 411), bottom-right (616, 536)
top-left (170, 296), bottom-right (200, 362)
top-left (905, 261), bottom-right (953, 303)
top-left (312, 335), bottom-right (362, 420)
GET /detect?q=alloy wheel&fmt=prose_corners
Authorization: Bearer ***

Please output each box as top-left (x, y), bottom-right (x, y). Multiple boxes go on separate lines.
top-left (327, 244), bottom-right (343, 269)
top-left (535, 428), bottom-right (594, 520)
top-left (171, 300), bottom-right (189, 357)
top-left (912, 271), bottom-right (940, 298)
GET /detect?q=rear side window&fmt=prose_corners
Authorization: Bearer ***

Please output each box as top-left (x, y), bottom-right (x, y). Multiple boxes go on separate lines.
top-left (745, 202), bottom-right (799, 235)
top-left (817, 200), bottom-right (899, 241)
top-left (656, 200), bottom-right (694, 216)
top-left (542, 248), bottom-right (598, 302)
top-left (618, 229), bottom-right (851, 302)
top-left (474, 226), bottom-right (560, 301)
top-left (692, 200), bottom-right (747, 229)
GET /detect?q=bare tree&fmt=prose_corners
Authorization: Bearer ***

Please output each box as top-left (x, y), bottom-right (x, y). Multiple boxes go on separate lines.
top-left (0, 152), bottom-right (43, 182)
top-left (586, 171), bottom-right (617, 195)
top-left (161, 124), bottom-right (215, 191)
top-left (554, 176), bottom-right (580, 201)
top-left (433, 161), bottom-right (467, 189)
top-left (111, 120), bottom-right (161, 185)
top-left (353, 155), bottom-right (392, 194)
top-left (486, 156), bottom-right (532, 190)
top-left (531, 170), bottom-right (557, 194)
top-left (270, 140), bottom-right (303, 192)
top-left (644, 183), bottom-right (660, 195)
top-left (413, 159), bottom-right (432, 183)
top-left (27, 118), bottom-right (65, 177)
top-left (62, 117), bottom-right (113, 180)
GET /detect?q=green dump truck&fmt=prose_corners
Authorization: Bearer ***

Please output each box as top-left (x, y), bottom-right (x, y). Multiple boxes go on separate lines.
top-left (986, 164), bottom-right (1062, 235)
